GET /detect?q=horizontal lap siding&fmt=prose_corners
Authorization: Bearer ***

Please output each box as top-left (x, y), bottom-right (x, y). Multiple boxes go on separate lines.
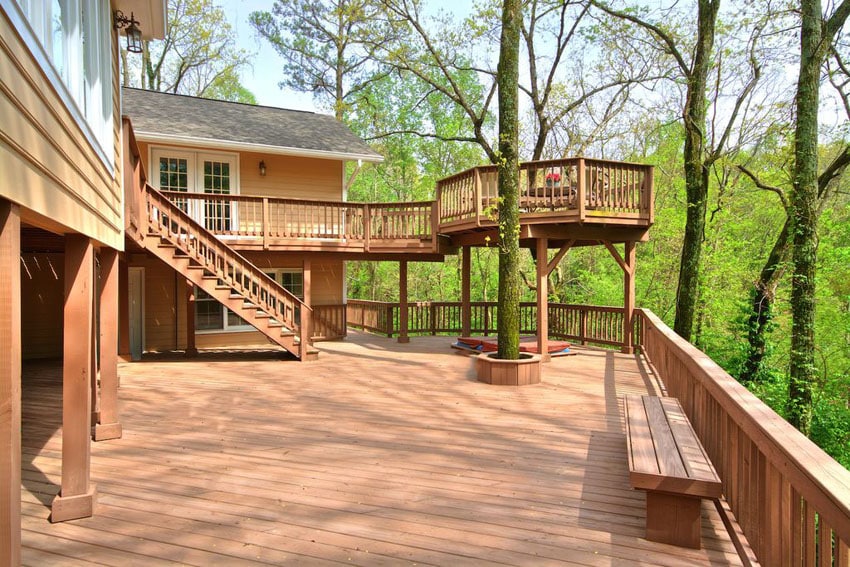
top-left (0, 9), bottom-right (122, 248)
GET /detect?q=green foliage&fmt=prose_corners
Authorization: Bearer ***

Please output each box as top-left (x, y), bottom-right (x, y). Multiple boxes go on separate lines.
top-left (123, 0), bottom-right (254, 102)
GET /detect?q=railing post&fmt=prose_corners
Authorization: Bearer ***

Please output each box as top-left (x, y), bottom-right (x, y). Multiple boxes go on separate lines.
top-left (386, 303), bottom-right (393, 338)
top-left (262, 197), bottom-right (269, 250)
top-left (580, 307), bottom-right (588, 345)
top-left (430, 302), bottom-right (437, 335)
top-left (645, 166), bottom-right (655, 225)
top-left (430, 202), bottom-right (439, 252)
top-left (577, 157), bottom-right (586, 221)
top-left (363, 204), bottom-right (371, 252)
top-left (474, 168), bottom-right (482, 226)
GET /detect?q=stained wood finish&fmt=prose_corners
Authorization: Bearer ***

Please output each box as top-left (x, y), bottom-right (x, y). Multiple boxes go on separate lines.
top-left (94, 248), bottom-right (122, 441)
top-left (0, 200), bottom-right (21, 566)
top-left (624, 395), bottom-right (722, 549)
top-left (637, 309), bottom-right (850, 565)
top-left (347, 299), bottom-right (638, 349)
top-left (51, 235), bottom-right (96, 522)
top-left (21, 334), bottom-right (746, 565)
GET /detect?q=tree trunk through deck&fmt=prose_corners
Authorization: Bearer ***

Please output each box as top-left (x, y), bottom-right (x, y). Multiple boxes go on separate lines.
top-left (52, 234), bottom-right (97, 522)
top-left (0, 200), bottom-right (21, 566)
top-left (496, 0), bottom-right (522, 360)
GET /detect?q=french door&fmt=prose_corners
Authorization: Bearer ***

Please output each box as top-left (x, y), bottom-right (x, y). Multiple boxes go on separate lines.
top-left (152, 149), bottom-right (239, 232)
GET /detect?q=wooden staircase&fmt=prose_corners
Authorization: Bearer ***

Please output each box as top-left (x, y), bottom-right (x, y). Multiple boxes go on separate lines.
top-left (141, 183), bottom-right (317, 361)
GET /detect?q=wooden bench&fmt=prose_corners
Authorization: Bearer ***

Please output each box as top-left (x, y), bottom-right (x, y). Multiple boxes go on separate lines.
top-left (623, 395), bottom-right (722, 549)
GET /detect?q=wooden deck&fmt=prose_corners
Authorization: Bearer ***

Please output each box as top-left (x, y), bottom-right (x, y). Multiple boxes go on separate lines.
top-left (21, 333), bottom-right (745, 566)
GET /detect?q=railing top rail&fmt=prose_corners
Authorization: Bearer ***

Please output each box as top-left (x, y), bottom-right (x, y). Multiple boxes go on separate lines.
top-left (158, 190), bottom-right (434, 211)
top-left (436, 157), bottom-right (654, 186)
top-left (638, 308), bottom-right (850, 541)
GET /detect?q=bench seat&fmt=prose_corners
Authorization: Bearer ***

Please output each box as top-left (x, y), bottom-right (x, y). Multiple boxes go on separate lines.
top-left (624, 395), bottom-right (722, 548)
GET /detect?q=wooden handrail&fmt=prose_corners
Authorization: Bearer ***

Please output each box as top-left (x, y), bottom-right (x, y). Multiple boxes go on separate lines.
top-left (145, 184), bottom-right (312, 341)
top-left (636, 308), bottom-right (850, 565)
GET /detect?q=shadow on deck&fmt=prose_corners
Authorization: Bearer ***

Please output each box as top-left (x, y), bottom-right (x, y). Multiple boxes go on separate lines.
top-left (21, 333), bottom-right (745, 566)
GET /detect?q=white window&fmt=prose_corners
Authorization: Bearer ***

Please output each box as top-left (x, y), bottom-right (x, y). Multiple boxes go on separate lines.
top-left (9, 0), bottom-right (114, 166)
top-left (194, 268), bottom-right (303, 333)
top-left (151, 148), bottom-right (239, 232)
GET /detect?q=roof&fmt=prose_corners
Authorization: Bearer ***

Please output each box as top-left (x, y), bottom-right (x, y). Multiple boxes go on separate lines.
top-left (121, 88), bottom-right (383, 163)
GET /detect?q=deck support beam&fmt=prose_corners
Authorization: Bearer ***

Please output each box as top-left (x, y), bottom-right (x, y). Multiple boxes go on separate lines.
top-left (94, 248), bottom-right (122, 441)
top-left (118, 257), bottom-right (131, 361)
top-left (185, 279), bottom-right (197, 357)
top-left (52, 235), bottom-right (97, 522)
top-left (0, 200), bottom-right (21, 566)
top-left (536, 238), bottom-right (550, 361)
top-left (303, 258), bottom-right (312, 349)
top-left (398, 261), bottom-right (409, 343)
top-left (602, 240), bottom-right (636, 354)
top-left (622, 241), bottom-right (636, 354)
top-left (461, 246), bottom-right (471, 337)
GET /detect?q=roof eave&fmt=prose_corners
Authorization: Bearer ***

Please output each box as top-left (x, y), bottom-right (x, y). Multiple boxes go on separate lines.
top-left (134, 131), bottom-right (384, 163)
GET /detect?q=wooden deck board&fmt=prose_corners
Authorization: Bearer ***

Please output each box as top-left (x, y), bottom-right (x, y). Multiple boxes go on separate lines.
top-left (21, 334), bottom-right (745, 565)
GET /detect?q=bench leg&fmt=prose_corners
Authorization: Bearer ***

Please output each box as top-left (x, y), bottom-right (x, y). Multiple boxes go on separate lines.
top-left (645, 492), bottom-right (702, 549)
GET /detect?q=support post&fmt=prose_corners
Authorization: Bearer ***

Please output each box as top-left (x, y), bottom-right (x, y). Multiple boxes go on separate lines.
top-left (95, 248), bottom-right (122, 441)
top-left (398, 261), bottom-right (409, 343)
top-left (0, 201), bottom-right (21, 565)
top-left (461, 246), bottom-right (471, 336)
top-left (185, 279), bottom-right (197, 357)
top-left (118, 258), bottom-right (130, 360)
top-left (536, 238), bottom-right (550, 362)
top-left (52, 235), bottom-right (97, 522)
top-left (301, 258), bottom-right (312, 351)
top-left (622, 241), bottom-right (636, 354)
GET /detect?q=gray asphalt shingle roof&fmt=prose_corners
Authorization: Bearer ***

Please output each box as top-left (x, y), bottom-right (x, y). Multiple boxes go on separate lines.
top-left (122, 87), bottom-right (382, 162)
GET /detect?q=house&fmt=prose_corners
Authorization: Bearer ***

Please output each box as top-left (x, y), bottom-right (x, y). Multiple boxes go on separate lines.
top-left (119, 87), bottom-right (383, 356)
top-left (0, 1), bottom-right (165, 564)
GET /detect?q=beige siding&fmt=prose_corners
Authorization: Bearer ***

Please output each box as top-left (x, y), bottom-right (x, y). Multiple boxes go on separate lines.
top-left (20, 253), bottom-right (64, 359)
top-left (0, 8), bottom-right (123, 248)
top-left (137, 142), bottom-right (344, 202)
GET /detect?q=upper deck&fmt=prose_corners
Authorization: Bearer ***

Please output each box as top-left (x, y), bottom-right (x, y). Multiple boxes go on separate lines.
top-left (144, 157), bottom-right (653, 258)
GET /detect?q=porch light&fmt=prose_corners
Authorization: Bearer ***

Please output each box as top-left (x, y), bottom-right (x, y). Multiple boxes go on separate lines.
top-left (113, 11), bottom-right (143, 54)
top-left (259, 160), bottom-right (267, 176)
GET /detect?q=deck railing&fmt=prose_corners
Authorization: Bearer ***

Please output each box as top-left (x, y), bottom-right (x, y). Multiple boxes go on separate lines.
top-left (436, 157), bottom-right (654, 228)
top-left (158, 191), bottom-right (437, 250)
top-left (637, 309), bottom-right (850, 566)
top-left (346, 299), bottom-right (634, 348)
top-left (312, 304), bottom-right (347, 340)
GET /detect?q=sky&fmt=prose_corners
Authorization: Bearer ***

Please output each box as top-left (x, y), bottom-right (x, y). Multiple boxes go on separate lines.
top-left (228, 0), bottom-right (473, 112)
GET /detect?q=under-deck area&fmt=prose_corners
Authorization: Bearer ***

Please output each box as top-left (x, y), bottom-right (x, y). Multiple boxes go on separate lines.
top-left (21, 333), bottom-right (745, 566)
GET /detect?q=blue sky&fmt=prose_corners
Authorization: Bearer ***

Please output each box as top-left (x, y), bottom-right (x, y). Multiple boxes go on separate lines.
top-left (229, 0), bottom-right (472, 112)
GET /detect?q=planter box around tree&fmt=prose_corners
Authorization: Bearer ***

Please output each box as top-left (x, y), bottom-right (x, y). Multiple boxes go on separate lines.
top-left (476, 352), bottom-right (542, 386)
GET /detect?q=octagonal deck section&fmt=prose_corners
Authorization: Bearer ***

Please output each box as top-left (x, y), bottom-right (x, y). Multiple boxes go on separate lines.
top-left (21, 333), bottom-right (745, 565)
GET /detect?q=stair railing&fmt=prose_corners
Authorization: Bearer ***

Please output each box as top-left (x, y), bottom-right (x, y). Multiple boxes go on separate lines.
top-left (144, 183), bottom-right (312, 350)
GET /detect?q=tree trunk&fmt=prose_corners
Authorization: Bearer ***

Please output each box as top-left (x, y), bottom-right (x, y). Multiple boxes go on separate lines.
top-left (673, 0), bottom-right (719, 342)
top-left (788, 0), bottom-right (823, 434)
top-left (741, 221), bottom-right (790, 384)
top-left (496, 0), bottom-right (522, 360)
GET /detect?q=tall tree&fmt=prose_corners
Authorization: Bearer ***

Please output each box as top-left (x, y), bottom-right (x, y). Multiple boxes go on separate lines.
top-left (497, 0), bottom-right (522, 359)
top-left (121, 0), bottom-right (254, 102)
top-left (250, 0), bottom-right (383, 120)
top-left (787, 0), bottom-right (850, 433)
top-left (590, 1), bottom-right (767, 342)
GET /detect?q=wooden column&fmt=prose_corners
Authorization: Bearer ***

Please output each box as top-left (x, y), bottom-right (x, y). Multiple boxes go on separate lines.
top-left (622, 241), bottom-right (636, 354)
top-left (461, 246), bottom-right (471, 336)
top-left (536, 238), bottom-right (550, 362)
top-left (52, 234), bottom-right (97, 522)
top-left (398, 261), bottom-right (409, 343)
top-left (95, 248), bottom-right (122, 441)
top-left (185, 279), bottom-right (197, 357)
top-left (302, 258), bottom-right (312, 345)
top-left (0, 201), bottom-right (21, 565)
top-left (117, 258), bottom-right (130, 361)
top-left (602, 240), bottom-right (636, 355)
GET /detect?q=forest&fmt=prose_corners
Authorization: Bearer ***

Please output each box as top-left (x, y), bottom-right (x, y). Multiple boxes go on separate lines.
top-left (124, 0), bottom-right (850, 469)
